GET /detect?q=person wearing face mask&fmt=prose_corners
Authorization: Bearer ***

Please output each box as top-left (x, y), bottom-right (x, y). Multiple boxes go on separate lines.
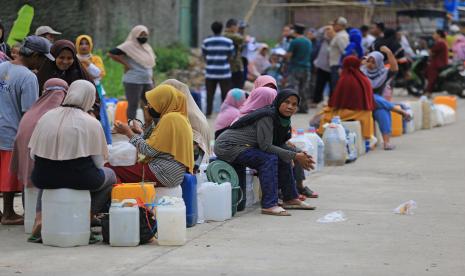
top-left (108, 25), bottom-right (156, 120)
top-left (110, 84), bottom-right (194, 188)
top-left (0, 36), bottom-right (54, 225)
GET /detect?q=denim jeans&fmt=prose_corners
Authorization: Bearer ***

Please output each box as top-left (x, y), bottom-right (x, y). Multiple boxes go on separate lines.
top-left (233, 148), bottom-right (299, 209)
top-left (374, 94), bottom-right (396, 135)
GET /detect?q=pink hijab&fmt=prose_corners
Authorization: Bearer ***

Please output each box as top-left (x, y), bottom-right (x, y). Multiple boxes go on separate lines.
top-left (239, 87), bottom-right (277, 116)
top-left (214, 89), bottom-right (247, 131)
top-left (253, 75), bottom-right (278, 90)
top-left (10, 78), bottom-right (68, 188)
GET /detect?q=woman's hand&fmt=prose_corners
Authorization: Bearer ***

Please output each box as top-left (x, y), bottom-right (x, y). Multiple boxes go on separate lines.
top-left (295, 152), bottom-right (315, 171)
top-left (130, 120), bottom-right (144, 134)
top-left (114, 120), bottom-right (134, 138)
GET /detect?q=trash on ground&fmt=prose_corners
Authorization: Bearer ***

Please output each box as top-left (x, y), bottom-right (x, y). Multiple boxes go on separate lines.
top-left (393, 200), bottom-right (417, 215)
top-left (317, 210), bottom-right (347, 223)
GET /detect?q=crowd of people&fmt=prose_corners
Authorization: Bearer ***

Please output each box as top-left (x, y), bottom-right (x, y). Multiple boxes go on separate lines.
top-left (0, 15), bottom-right (463, 241)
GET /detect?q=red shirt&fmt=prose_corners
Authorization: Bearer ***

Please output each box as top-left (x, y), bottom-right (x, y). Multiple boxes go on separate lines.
top-left (430, 39), bottom-right (449, 68)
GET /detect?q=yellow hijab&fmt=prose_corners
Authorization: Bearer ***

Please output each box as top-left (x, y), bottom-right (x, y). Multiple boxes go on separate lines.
top-left (75, 35), bottom-right (106, 78)
top-left (145, 84), bottom-right (194, 173)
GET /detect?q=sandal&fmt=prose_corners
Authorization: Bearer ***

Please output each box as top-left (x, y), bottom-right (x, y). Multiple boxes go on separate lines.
top-left (299, 187), bottom-right (319, 198)
top-left (384, 144), bottom-right (396, 151)
top-left (1, 216), bottom-right (24, 225)
top-left (89, 233), bottom-right (101, 244)
top-left (27, 233), bottom-right (43, 244)
top-left (282, 201), bottom-right (316, 210)
top-left (261, 206), bottom-right (291, 216)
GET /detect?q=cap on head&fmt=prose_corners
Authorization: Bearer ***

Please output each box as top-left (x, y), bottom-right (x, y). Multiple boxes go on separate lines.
top-left (294, 23), bottom-right (306, 35)
top-left (22, 35), bottom-right (55, 61)
top-left (35, 26), bottom-right (62, 36)
top-left (335, 17), bottom-right (348, 26)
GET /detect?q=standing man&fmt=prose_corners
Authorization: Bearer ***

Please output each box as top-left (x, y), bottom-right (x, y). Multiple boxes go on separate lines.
top-left (224, 18), bottom-right (245, 89)
top-left (286, 23), bottom-right (312, 113)
top-left (0, 36), bottom-right (54, 225)
top-left (360, 25), bottom-right (375, 54)
top-left (426, 30), bottom-right (449, 97)
top-left (328, 17), bottom-right (349, 94)
top-left (35, 26), bottom-right (61, 43)
top-left (202, 21), bottom-right (234, 117)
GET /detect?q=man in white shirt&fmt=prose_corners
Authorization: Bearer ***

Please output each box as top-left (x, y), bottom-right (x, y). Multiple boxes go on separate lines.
top-left (328, 17), bottom-right (349, 94)
top-left (361, 25), bottom-right (375, 54)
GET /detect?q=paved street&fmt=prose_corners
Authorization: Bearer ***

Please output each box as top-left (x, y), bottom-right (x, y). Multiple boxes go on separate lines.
top-left (1, 95), bottom-right (464, 276)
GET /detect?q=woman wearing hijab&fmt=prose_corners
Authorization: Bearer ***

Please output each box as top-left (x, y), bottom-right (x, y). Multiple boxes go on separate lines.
top-left (108, 25), bottom-right (156, 120)
top-left (215, 89), bottom-right (315, 216)
top-left (76, 34), bottom-right (112, 144)
top-left (161, 79), bottom-right (211, 162)
top-left (28, 80), bottom-right (116, 242)
top-left (214, 88), bottom-right (247, 138)
top-left (0, 22), bottom-right (11, 58)
top-left (361, 47), bottom-right (411, 150)
top-left (253, 75), bottom-right (278, 90)
top-left (37, 40), bottom-right (92, 94)
top-left (10, 78), bottom-right (67, 241)
top-left (111, 84), bottom-right (194, 187)
top-left (238, 87), bottom-right (277, 118)
top-left (342, 28), bottom-right (364, 60)
top-left (320, 56), bottom-right (376, 142)
top-left (372, 28), bottom-right (404, 59)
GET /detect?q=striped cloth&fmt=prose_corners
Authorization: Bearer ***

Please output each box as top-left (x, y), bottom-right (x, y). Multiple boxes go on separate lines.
top-left (202, 35), bottom-right (234, 79)
top-left (129, 126), bottom-right (185, 187)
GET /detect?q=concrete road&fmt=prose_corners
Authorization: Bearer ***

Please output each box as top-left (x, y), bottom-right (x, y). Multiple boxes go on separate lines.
top-left (1, 96), bottom-right (464, 276)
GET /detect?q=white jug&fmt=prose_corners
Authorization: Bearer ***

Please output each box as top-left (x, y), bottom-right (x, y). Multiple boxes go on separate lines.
top-left (405, 101), bottom-right (423, 130)
top-left (201, 182), bottom-right (232, 222)
top-left (42, 189), bottom-right (90, 247)
top-left (305, 127), bottom-right (325, 172)
top-left (24, 185), bottom-right (39, 234)
top-left (110, 199), bottom-right (140, 247)
top-left (323, 123), bottom-right (346, 166)
top-left (290, 128), bottom-right (314, 176)
top-left (156, 197), bottom-right (186, 246)
top-left (155, 186), bottom-right (183, 204)
top-left (435, 104), bottom-right (456, 125)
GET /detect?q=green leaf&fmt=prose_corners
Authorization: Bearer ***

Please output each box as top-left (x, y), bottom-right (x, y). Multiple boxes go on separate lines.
top-left (7, 4), bottom-right (35, 47)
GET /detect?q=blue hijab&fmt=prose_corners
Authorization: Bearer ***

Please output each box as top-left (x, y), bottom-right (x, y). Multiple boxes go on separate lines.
top-left (342, 29), bottom-right (364, 60)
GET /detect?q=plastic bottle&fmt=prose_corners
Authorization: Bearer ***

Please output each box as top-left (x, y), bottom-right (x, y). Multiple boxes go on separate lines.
top-left (156, 197), bottom-right (187, 246)
top-left (345, 129), bottom-right (358, 163)
top-left (109, 199), bottom-right (140, 247)
top-left (289, 128), bottom-right (314, 176)
top-left (181, 173), bottom-right (198, 228)
top-left (305, 127), bottom-right (324, 172)
top-left (322, 122), bottom-right (347, 166)
top-left (42, 189), bottom-right (91, 247)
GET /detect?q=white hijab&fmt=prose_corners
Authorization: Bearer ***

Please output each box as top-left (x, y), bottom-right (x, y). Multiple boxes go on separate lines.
top-left (161, 79), bottom-right (212, 157)
top-left (117, 25), bottom-right (156, 69)
top-left (29, 80), bottom-right (109, 161)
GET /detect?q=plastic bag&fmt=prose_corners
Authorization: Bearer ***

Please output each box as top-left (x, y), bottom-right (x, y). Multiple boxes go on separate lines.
top-left (108, 141), bottom-right (137, 166)
top-left (393, 200), bottom-right (417, 215)
top-left (317, 211), bottom-right (347, 223)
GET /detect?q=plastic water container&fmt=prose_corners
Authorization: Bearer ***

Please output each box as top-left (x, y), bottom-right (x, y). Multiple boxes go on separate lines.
top-left (106, 102), bottom-right (116, 126)
top-left (431, 104), bottom-right (444, 127)
top-left (420, 96), bottom-right (432, 129)
top-left (341, 121), bottom-right (365, 156)
top-left (434, 95), bottom-right (457, 110)
top-left (406, 101), bottom-right (423, 131)
top-left (305, 127), bottom-right (325, 171)
top-left (402, 106), bottom-right (415, 134)
top-left (435, 104), bottom-right (456, 125)
top-left (181, 173), bottom-right (198, 228)
top-left (200, 182), bottom-right (232, 221)
top-left (195, 163), bottom-right (209, 185)
top-left (111, 183), bottom-right (156, 205)
top-left (391, 105), bottom-right (403, 137)
top-left (24, 186), bottom-right (39, 234)
top-left (109, 199), bottom-right (140, 247)
top-left (345, 130), bottom-right (357, 163)
top-left (290, 128), bottom-right (314, 176)
top-left (154, 186), bottom-right (182, 204)
top-left (245, 168), bottom-right (255, 207)
top-left (323, 123), bottom-right (346, 166)
top-left (114, 101), bottom-right (128, 124)
top-left (156, 197), bottom-right (186, 246)
top-left (42, 189), bottom-right (91, 247)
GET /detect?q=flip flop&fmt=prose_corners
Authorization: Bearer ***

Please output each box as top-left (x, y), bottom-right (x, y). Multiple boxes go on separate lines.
top-left (261, 206), bottom-right (291, 216)
top-left (299, 187), bottom-right (319, 198)
top-left (282, 201), bottom-right (316, 210)
top-left (27, 234), bottom-right (43, 244)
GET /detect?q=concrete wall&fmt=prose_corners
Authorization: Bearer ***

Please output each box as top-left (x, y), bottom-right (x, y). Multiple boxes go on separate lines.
top-left (198, 0), bottom-right (288, 45)
top-left (0, 0), bottom-right (180, 49)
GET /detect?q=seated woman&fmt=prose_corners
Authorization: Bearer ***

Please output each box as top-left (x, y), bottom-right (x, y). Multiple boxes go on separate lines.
top-left (215, 89), bottom-right (315, 216)
top-left (11, 78), bottom-right (68, 241)
top-left (110, 84), bottom-right (194, 187)
top-left (161, 79), bottom-right (211, 165)
top-left (361, 47), bottom-right (411, 150)
top-left (214, 88), bottom-right (247, 139)
top-left (319, 55), bottom-right (376, 144)
top-left (28, 80), bottom-right (116, 242)
top-left (253, 75), bottom-right (278, 90)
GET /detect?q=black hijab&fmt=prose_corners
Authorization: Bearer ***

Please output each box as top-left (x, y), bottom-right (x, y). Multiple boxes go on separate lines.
top-left (230, 89), bottom-right (300, 146)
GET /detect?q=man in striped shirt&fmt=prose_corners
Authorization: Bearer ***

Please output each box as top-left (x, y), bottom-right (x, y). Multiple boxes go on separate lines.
top-left (202, 21), bottom-right (234, 116)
